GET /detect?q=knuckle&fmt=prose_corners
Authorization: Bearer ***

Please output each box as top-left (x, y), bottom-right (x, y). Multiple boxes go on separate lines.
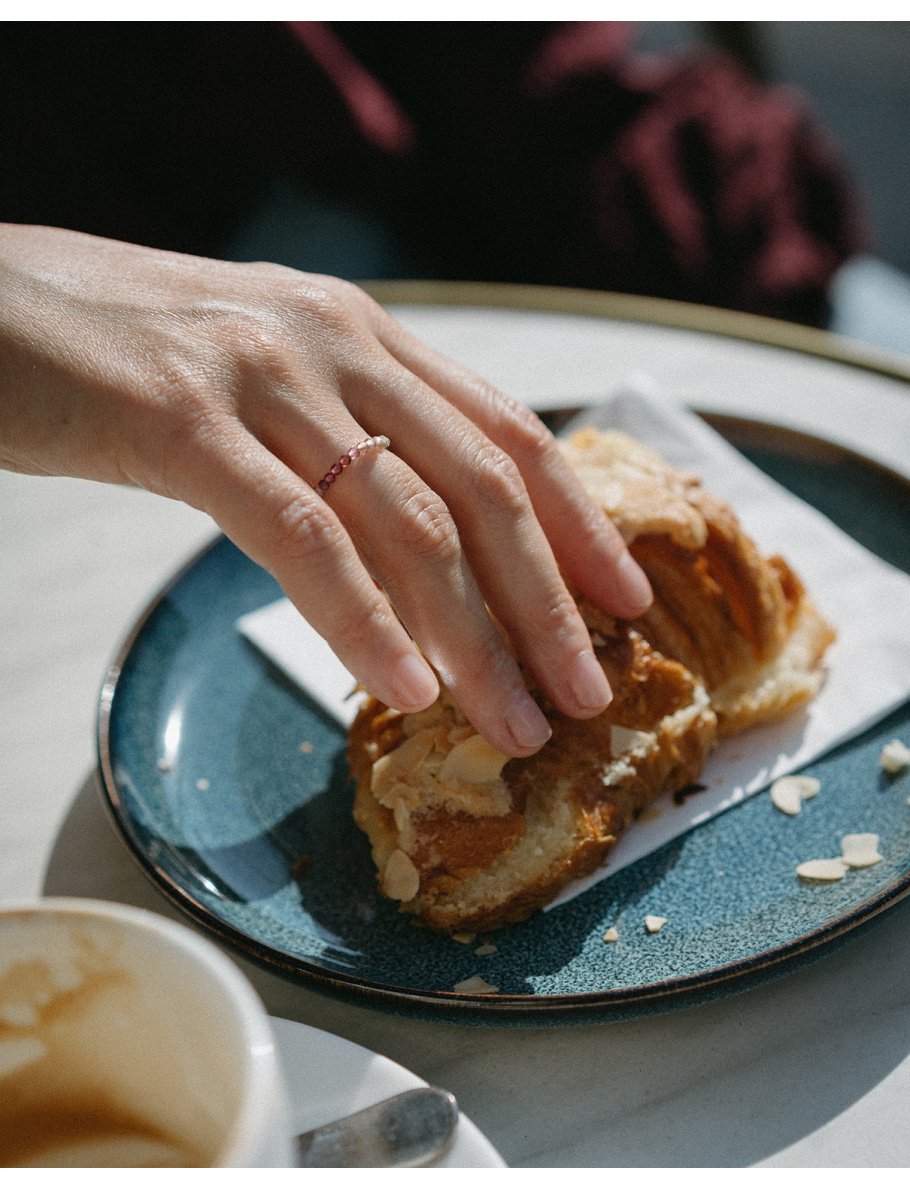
top-left (499, 403), bottom-right (554, 467)
top-left (145, 365), bottom-right (231, 460)
top-left (397, 487), bottom-right (461, 564)
top-left (270, 493), bottom-right (346, 562)
top-left (333, 594), bottom-right (395, 656)
top-left (469, 442), bottom-right (527, 512)
top-left (540, 587), bottom-right (585, 639)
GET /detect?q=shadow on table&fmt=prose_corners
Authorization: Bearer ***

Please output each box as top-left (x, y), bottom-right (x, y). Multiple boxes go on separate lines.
top-left (45, 769), bottom-right (910, 1168)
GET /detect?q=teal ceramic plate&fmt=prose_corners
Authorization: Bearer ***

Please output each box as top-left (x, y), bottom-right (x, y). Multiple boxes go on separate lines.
top-left (97, 416), bottom-right (910, 1021)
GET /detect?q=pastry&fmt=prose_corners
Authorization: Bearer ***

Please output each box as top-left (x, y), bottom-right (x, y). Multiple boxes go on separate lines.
top-left (348, 427), bottom-right (835, 932)
top-left (350, 620), bottom-right (715, 933)
top-left (561, 428), bottom-right (836, 735)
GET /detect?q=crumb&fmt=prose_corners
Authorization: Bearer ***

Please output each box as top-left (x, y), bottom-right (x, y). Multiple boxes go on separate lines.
top-left (156, 758), bottom-right (173, 773)
top-left (195, 777), bottom-right (210, 791)
top-left (881, 739), bottom-right (910, 774)
top-left (452, 975), bottom-right (499, 994)
top-left (602, 927), bottom-right (619, 943)
top-left (474, 943), bottom-right (497, 956)
top-left (672, 782), bottom-right (707, 806)
top-left (299, 741), bottom-right (315, 755)
top-left (451, 932), bottom-right (476, 945)
top-left (644, 915), bottom-right (667, 934)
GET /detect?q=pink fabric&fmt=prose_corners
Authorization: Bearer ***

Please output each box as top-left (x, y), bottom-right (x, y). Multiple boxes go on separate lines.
top-left (282, 22), bottom-right (866, 322)
top-left (287, 22), bottom-right (415, 157)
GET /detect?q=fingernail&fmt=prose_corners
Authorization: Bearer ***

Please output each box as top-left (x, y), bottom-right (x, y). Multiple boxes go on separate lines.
top-left (504, 688), bottom-right (552, 751)
top-left (617, 551), bottom-right (653, 614)
top-left (390, 653), bottom-right (439, 711)
top-left (570, 649), bottom-right (612, 713)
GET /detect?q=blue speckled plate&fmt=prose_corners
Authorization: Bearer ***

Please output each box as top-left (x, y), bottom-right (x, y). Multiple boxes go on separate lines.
top-left (97, 416), bottom-right (910, 1021)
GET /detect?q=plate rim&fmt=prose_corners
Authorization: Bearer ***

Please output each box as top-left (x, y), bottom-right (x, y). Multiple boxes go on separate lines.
top-left (96, 290), bottom-right (910, 1017)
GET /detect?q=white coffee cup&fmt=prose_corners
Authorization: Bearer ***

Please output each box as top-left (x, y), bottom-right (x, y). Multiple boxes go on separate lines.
top-left (0, 898), bottom-right (291, 1167)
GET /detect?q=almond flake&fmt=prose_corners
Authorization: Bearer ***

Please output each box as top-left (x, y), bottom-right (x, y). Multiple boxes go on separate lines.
top-left (796, 858), bottom-right (848, 882)
top-left (881, 739), bottom-right (910, 774)
top-left (770, 775), bottom-right (820, 816)
top-left (474, 943), bottom-right (498, 956)
top-left (644, 915), bottom-right (667, 934)
top-left (840, 833), bottom-right (883, 868)
top-left (439, 735), bottom-right (509, 783)
top-left (380, 849), bottom-right (420, 902)
top-left (452, 975), bottom-right (499, 994)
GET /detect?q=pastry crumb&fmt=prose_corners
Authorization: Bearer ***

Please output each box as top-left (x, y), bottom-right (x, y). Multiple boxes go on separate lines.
top-left (602, 927), bottom-right (619, 943)
top-left (451, 932), bottom-right (476, 945)
top-left (474, 943), bottom-right (497, 956)
top-left (195, 777), bottom-right (210, 791)
top-left (644, 915), bottom-right (667, 934)
top-left (299, 741), bottom-right (314, 755)
top-left (156, 757), bottom-right (172, 773)
top-left (881, 739), bottom-right (910, 774)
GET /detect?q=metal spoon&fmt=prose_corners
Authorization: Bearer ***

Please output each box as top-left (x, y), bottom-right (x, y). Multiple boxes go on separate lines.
top-left (295, 1086), bottom-right (459, 1167)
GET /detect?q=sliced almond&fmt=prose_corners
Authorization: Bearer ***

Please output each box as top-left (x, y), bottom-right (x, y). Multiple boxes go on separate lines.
top-left (840, 833), bottom-right (883, 868)
top-left (610, 725), bottom-right (653, 757)
top-left (796, 858), bottom-right (848, 882)
top-left (644, 915), bottom-right (667, 934)
top-left (770, 775), bottom-right (821, 816)
top-left (439, 735), bottom-right (509, 784)
top-left (452, 975), bottom-right (499, 994)
top-left (380, 849), bottom-right (420, 902)
top-left (370, 729), bottom-right (435, 798)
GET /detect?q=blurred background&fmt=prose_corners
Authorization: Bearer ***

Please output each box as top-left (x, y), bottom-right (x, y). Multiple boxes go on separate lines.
top-left (3, 20), bottom-right (908, 350)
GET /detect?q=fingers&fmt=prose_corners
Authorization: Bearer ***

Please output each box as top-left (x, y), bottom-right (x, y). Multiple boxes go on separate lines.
top-left (362, 301), bottom-right (654, 618)
top-left (333, 363), bottom-right (614, 726)
top-left (174, 418), bottom-right (441, 718)
top-left (326, 445), bottom-right (558, 755)
top-left (176, 410), bottom-right (551, 757)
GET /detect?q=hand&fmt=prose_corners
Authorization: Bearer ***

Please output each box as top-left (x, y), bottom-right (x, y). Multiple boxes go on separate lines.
top-left (0, 224), bottom-right (652, 756)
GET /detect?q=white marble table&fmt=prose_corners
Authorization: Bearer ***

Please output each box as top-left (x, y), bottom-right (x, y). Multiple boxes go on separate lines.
top-left (4, 287), bottom-right (910, 1168)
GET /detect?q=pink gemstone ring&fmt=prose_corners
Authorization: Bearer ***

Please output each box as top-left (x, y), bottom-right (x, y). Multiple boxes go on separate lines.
top-left (315, 435), bottom-right (390, 495)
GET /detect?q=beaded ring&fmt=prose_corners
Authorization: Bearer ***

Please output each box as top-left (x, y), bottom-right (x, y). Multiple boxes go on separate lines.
top-left (315, 435), bottom-right (390, 495)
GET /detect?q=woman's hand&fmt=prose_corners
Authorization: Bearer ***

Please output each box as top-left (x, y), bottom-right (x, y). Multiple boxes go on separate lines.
top-left (0, 224), bottom-right (651, 756)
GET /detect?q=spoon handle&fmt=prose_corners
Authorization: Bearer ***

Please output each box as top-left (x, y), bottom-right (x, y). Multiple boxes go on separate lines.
top-left (295, 1086), bottom-right (459, 1167)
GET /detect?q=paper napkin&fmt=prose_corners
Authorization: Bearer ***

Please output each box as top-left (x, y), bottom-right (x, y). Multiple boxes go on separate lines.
top-left (237, 381), bottom-right (910, 907)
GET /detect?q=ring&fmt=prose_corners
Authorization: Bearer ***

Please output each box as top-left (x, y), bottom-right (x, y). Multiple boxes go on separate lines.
top-left (315, 435), bottom-right (390, 494)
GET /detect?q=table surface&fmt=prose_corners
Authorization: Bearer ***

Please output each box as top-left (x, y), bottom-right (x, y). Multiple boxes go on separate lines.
top-left (4, 284), bottom-right (910, 1168)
